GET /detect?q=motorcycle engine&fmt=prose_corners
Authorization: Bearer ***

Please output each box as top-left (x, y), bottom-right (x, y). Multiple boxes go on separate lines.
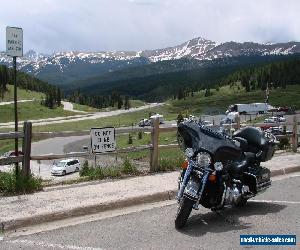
top-left (224, 184), bottom-right (250, 206)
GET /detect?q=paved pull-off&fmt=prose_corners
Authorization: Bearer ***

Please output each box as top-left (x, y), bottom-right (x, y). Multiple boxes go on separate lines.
top-left (1, 175), bottom-right (299, 250)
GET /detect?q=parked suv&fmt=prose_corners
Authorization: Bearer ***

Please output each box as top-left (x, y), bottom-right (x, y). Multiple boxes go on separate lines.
top-left (51, 159), bottom-right (81, 176)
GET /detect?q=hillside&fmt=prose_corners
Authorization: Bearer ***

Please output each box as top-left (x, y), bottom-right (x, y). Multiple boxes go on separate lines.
top-left (0, 85), bottom-right (45, 102)
top-left (0, 64), bottom-right (60, 99)
top-left (74, 54), bottom-right (300, 101)
top-left (0, 100), bottom-right (76, 123)
top-left (168, 84), bottom-right (300, 116)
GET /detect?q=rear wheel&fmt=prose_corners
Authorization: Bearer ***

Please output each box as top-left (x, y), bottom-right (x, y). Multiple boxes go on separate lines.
top-left (175, 197), bottom-right (194, 229)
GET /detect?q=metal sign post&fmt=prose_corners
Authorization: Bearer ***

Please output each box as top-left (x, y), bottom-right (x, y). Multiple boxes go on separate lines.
top-left (6, 26), bottom-right (23, 179)
top-left (90, 127), bottom-right (116, 154)
top-left (90, 127), bottom-right (116, 168)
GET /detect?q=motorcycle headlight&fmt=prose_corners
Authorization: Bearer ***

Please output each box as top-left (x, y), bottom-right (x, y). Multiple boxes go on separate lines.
top-left (196, 152), bottom-right (211, 167)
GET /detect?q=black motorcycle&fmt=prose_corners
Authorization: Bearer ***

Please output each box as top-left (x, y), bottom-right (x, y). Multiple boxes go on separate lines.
top-left (175, 120), bottom-right (277, 229)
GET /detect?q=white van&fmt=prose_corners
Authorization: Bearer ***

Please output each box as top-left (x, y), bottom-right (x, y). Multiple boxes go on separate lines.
top-left (51, 159), bottom-right (81, 176)
top-left (149, 114), bottom-right (165, 124)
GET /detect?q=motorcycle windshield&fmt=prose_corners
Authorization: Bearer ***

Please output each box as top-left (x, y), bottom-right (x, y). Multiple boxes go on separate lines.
top-left (178, 121), bottom-right (241, 161)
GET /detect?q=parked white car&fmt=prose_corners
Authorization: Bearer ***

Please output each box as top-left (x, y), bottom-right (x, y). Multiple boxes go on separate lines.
top-left (51, 159), bottom-right (81, 176)
top-left (264, 118), bottom-right (276, 123)
top-left (138, 118), bottom-right (151, 127)
top-left (201, 120), bottom-right (213, 126)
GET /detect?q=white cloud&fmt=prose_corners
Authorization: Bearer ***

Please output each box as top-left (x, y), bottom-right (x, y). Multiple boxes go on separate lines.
top-left (0, 0), bottom-right (299, 53)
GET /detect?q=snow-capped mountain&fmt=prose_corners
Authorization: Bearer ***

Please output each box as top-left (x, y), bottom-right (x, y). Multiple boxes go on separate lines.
top-left (0, 37), bottom-right (300, 85)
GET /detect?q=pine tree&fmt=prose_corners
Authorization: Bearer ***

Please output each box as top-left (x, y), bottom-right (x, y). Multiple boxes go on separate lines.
top-left (117, 97), bottom-right (123, 109)
top-left (124, 96), bottom-right (130, 110)
top-left (57, 88), bottom-right (62, 106)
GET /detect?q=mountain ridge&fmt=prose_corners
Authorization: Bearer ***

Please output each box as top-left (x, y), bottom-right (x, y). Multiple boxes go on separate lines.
top-left (1, 37), bottom-right (300, 85)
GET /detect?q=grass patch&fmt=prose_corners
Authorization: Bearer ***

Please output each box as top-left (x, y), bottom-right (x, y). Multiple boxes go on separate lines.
top-left (0, 101), bottom-right (76, 123)
top-left (122, 157), bottom-right (138, 174)
top-left (72, 103), bottom-right (100, 112)
top-left (79, 158), bottom-right (138, 180)
top-left (158, 148), bottom-right (185, 171)
top-left (0, 139), bottom-right (15, 155)
top-left (72, 100), bottom-right (144, 113)
top-left (0, 85), bottom-right (45, 102)
top-left (130, 99), bottom-right (145, 108)
top-left (0, 170), bottom-right (43, 195)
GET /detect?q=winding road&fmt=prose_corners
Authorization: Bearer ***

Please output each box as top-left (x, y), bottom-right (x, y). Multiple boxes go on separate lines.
top-left (0, 102), bottom-right (163, 128)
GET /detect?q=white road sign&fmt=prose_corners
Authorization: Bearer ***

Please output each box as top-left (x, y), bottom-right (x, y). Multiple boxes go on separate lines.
top-left (90, 127), bottom-right (116, 153)
top-left (6, 26), bottom-right (23, 57)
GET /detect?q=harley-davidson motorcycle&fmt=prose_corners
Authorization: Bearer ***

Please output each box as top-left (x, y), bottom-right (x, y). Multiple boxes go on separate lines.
top-left (175, 120), bottom-right (277, 229)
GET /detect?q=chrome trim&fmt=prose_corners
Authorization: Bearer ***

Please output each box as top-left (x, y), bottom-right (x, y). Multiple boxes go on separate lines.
top-left (243, 171), bottom-right (271, 194)
top-left (177, 163), bottom-right (193, 200)
top-left (194, 170), bottom-right (210, 209)
top-left (257, 180), bottom-right (272, 193)
top-left (243, 172), bottom-right (258, 193)
top-left (214, 183), bottom-right (227, 209)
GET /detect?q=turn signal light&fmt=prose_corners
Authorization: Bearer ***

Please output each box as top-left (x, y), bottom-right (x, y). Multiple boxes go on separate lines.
top-left (181, 160), bottom-right (188, 169)
top-left (209, 174), bottom-right (216, 182)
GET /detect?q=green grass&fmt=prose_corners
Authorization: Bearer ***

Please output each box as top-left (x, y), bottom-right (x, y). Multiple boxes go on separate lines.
top-left (72, 103), bottom-right (100, 112)
top-left (130, 99), bottom-right (145, 108)
top-left (0, 101), bottom-right (76, 123)
top-left (0, 140), bottom-right (15, 155)
top-left (79, 158), bottom-right (138, 180)
top-left (1, 85), bottom-right (45, 102)
top-left (0, 170), bottom-right (43, 195)
top-left (116, 131), bottom-right (177, 149)
top-left (72, 99), bottom-right (145, 113)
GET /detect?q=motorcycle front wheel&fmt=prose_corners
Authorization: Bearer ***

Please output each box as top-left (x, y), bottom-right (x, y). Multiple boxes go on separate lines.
top-left (175, 197), bottom-right (194, 229)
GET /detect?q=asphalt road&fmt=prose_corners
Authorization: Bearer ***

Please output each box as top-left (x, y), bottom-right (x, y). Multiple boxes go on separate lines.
top-left (0, 103), bottom-right (163, 129)
top-left (1, 175), bottom-right (299, 250)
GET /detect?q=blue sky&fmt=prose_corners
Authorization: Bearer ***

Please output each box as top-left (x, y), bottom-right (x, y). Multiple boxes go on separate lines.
top-left (0, 0), bottom-right (299, 54)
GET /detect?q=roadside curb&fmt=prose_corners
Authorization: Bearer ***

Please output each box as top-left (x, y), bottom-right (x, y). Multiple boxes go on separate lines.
top-left (270, 165), bottom-right (300, 177)
top-left (2, 166), bottom-right (300, 232)
top-left (2, 190), bottom-right (177, 232)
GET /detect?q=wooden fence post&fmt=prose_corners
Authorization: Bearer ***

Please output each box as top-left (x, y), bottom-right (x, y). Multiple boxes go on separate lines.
top-left (150, 117), bottom-right (159, 172)
top-left (236, 113), bottom-right (241, 130)
top-left (292, 116), bottom-right (298, 153)
top-left (22, 121), bottom-right (32, 178)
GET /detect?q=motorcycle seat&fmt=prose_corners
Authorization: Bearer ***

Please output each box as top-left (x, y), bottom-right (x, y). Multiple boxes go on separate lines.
top-left (233, 127), bottom-right (267, 150)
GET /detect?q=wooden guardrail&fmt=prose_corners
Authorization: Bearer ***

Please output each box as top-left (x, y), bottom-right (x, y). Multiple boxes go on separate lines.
top-left (1, 116), bottom-right (299, 174)
top-left (0, 122), bottom-right (31, 178)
